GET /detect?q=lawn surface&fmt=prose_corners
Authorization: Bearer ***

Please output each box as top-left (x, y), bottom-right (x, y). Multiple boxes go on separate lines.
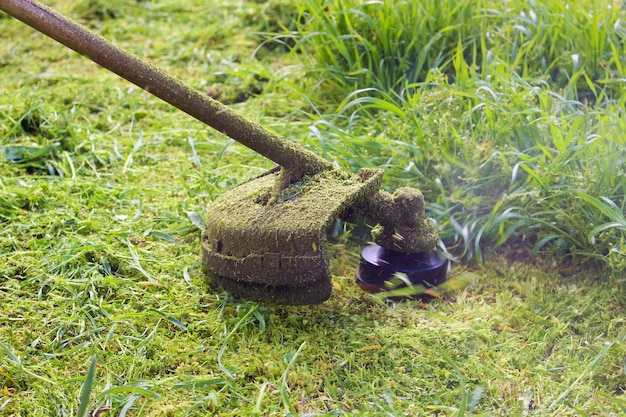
top-left (1, 1), bottom-right (625, 415)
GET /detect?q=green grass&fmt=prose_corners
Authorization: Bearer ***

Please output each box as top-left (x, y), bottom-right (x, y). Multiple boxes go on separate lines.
top-left (290, 0), bottom-right (626, 268)
top-left (1, 0), bottom-right (625, 415)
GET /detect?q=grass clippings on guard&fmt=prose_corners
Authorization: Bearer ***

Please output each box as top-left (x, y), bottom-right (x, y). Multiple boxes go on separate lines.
top-left (1, 0), bottom-right (625, 415)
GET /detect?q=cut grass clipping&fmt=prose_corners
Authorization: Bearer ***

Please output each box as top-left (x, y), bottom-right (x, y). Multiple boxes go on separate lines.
top-left (1, 0), bottom-right (625, 415)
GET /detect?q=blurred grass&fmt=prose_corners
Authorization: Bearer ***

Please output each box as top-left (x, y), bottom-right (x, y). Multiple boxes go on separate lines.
top-left (1, 0), bottom-right (625, 415)
top-left (289, 0), bottom-right (626, 268)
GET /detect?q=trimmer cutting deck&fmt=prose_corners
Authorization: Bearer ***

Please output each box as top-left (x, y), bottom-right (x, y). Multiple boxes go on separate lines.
top-left (1, 0), bottom-right (449, 304)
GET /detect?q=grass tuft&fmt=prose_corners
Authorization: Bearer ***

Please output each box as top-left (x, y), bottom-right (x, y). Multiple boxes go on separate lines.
top-left (289, 0), bottom-right (626, 268)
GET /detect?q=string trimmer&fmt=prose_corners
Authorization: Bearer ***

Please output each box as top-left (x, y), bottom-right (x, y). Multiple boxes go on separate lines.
top-left (1, 0), bottom-right (449, 304)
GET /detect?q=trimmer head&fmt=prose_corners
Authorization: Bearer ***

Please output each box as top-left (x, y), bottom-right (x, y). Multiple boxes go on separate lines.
top-left (356, 245), bottom-right (450, 297)
top-left (202, 168), bottom-right (383, 304)
top-left (201, 165), bottom-right (449, 304)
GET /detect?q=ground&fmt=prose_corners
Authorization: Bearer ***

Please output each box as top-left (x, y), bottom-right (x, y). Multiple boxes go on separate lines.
top-left (0, 0), bottom-right (625, 416)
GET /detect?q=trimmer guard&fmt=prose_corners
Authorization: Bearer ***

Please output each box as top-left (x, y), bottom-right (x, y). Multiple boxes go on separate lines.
top-left (202, 168), bottom-right (383, 304)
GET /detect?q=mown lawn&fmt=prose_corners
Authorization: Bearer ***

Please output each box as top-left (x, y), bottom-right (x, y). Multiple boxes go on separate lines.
top-left (1, 0), bottom-right (625, 415)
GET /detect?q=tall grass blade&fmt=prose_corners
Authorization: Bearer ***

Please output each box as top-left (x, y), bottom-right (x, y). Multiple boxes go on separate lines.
top-left (575, 192), bottom-right (626, 226)
top-left (77, 356), bottom-right (97, 417)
